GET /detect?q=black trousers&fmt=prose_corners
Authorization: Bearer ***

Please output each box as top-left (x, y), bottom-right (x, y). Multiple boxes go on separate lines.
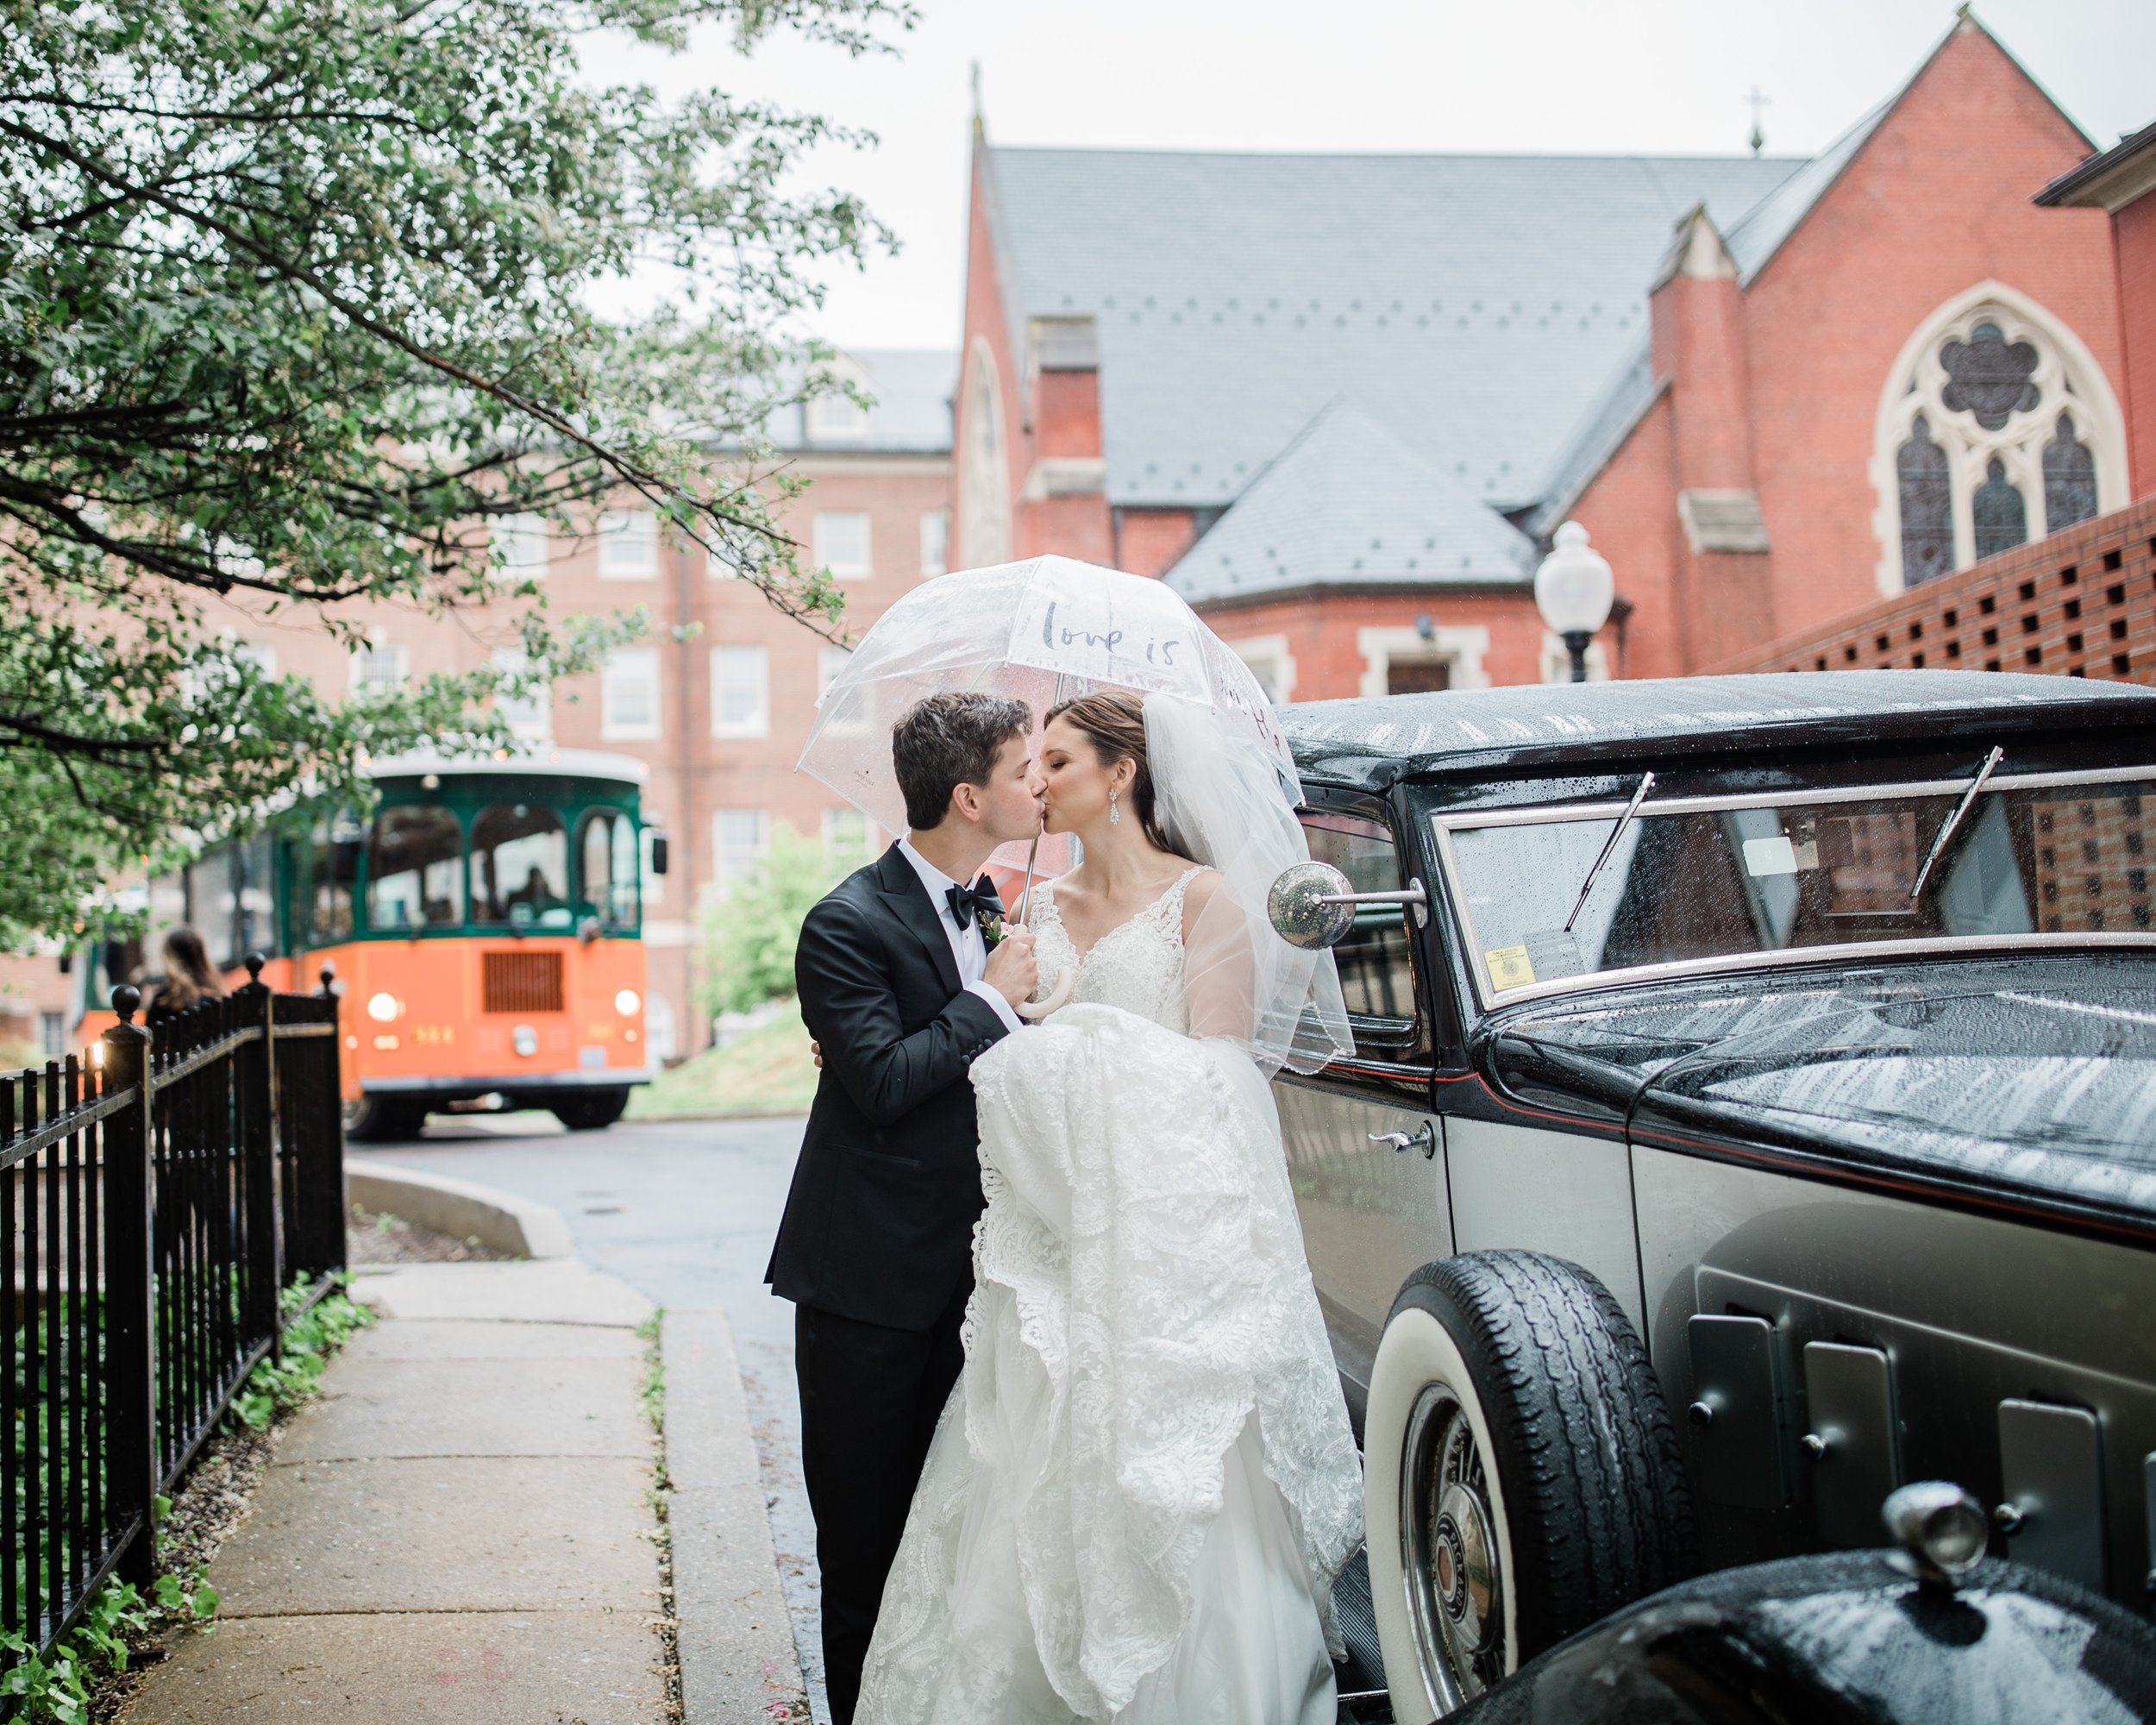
top-left (794, 1277), bottom-right (968, 1725)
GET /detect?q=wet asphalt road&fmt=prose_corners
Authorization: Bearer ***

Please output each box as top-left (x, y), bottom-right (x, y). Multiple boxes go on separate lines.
top-left (348, 1112), bottom-right (832, 1721)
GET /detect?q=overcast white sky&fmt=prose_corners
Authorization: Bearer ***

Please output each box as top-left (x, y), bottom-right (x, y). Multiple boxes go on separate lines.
top-left (587, 0), bottom-right (2152, 352)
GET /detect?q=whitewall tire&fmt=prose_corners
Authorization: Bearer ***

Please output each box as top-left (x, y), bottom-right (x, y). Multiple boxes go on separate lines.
top-left (1363, 1251), bottom-right (1696, 1720)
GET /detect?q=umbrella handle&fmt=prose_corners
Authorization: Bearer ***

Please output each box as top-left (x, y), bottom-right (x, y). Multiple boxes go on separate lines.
top-left (1015, 968), bottom-right (1075, 1022)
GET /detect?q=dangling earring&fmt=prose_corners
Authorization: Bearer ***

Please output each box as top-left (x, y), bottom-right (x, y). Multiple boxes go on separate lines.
top-left (1108, 788), bottom-right (1121, 826)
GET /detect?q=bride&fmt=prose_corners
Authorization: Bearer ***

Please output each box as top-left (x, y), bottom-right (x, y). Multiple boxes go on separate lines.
top-left (856, 689), bottom-right (1363, 1725)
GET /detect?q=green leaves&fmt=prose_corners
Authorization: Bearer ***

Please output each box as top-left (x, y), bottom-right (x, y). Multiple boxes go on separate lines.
top-left (0, 0), bottom-right (901, 939)
top-left (691, 825), bottom-right (837, 1019)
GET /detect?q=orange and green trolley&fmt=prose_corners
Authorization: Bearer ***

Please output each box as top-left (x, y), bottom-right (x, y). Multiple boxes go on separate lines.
top-left (74, 749), bottom-right (665, 1138)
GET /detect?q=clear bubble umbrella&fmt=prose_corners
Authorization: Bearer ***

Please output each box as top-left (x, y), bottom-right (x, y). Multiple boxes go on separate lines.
top-left (799, 555), bottom-right (1293, 883)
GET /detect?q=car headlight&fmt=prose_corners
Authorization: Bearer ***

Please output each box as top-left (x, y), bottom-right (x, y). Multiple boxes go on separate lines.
top-left (367, 992), bottom-right (401, 1023)
top-left (615, 989), bottom-right (640, 1017)
top-left (1882, 1482), bottom-right (1990, 1586)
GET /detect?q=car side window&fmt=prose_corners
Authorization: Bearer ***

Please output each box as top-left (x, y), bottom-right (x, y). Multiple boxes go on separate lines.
top-left (1300, 812), bottom-right (1425, 1059)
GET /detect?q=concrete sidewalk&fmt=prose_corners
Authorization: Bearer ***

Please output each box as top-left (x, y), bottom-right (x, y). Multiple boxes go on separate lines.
top-left (122, 1258), bottom-right (804, 1723)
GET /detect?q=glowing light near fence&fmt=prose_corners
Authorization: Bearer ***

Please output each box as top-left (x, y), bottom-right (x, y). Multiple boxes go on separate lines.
top-left (367, 992), bottom-right (401, 1023)
top-left (615, 989), bottom-right (640, 1017)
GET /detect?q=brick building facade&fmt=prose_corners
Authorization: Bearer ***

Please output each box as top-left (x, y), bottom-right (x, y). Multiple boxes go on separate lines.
top-left (166, 351), bottom-right (956, 1059)
top-left (953, 16), bottom-right (2137, 699)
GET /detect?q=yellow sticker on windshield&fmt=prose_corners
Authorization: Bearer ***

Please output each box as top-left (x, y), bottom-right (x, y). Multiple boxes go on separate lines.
top-left (1484, 945), bottom-right (1536, 991)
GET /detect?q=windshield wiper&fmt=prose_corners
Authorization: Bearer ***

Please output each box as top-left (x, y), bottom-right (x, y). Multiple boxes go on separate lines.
top-left (1908, 745), bottom-right (2005, 902)
top-left (1564, 771), bottom-right (1656, 932)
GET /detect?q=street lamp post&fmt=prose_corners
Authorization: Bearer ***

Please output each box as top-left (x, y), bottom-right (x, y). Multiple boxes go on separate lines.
top-left (1534, 520), bottom-right (1615, 684)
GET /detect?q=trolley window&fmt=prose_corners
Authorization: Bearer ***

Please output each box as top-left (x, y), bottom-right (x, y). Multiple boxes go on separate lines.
top-left (367, 804), bottom-right (464, 931)
top-left (469, 803), bottom-right (570, 928)
top-left (577, 809), bottom-right (639, 930)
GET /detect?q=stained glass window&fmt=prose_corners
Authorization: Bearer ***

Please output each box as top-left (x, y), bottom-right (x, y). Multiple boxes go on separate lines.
top-left (1940, 322), bottom-right (2040, 430)
top-left (1971, 457), bottom-right (2028, 560)
top-left (2043, 412), bottom-right (2097, 531)
top-left (1879, 298), bottom-right (2112, 591)
top-left (1897, 417), bottom-right (1953, 587)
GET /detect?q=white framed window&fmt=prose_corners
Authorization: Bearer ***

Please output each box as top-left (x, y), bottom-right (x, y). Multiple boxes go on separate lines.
top-left (709, 644), bottom-right (769, 739)
top-left (643, 990), bottom-right (678, 1063)
top-left (813, 643), bottom-right (868, 737)
top-left (1355, 624), bottom-right (1491, 698)
top-left (228, 638), bottom-right (277, 679)
top-left (919, 509), bottom-right (950, 578)
top-left (1228, 634), bottom-right (1298, 704)
top-left (599, 510), bottom-right (660, 580)
top-left (712, 807), bottom-right (769, 884)
top-left (822, 806), bottom-right (874, 869)
top-left (601, 646), bottom-right (661, 740)
top-left (349, 637), bottom-right (407, 698)
top-left (491, 647), bottom-right (552, 742)
top-left (492, 511), bottom-right (548, 576)
top-left (1538, 630), bottom-right (1611, 684)
top-left (813, 511), bottom-right (874, 580)
top-left (806, 388), bottom-right (870, 444)
top-left (1870, 281), bottom-right (2128, 594)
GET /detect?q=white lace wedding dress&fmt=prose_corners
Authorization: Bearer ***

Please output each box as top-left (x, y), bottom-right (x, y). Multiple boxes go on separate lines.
top-left (856, 869), bottom-right (1363, 1725)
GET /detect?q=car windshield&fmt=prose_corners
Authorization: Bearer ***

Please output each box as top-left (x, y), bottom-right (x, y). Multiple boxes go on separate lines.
top-left (1437, 768), bottom-right (2154, 1002)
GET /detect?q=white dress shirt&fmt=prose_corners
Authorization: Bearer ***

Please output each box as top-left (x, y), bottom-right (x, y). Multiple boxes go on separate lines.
top-left (898, 837), bottom-right (1025, 1035)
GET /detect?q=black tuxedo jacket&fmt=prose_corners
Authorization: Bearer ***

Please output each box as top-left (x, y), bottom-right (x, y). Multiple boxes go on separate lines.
top-left (765, 844), bottom-right (1012, 1330)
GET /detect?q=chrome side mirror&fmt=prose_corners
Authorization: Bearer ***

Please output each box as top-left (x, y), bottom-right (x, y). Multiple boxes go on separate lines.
top-left (1268, 863), bottom-right (1431, 950)
top-left (1269, 862), bottom-right (1356, 950)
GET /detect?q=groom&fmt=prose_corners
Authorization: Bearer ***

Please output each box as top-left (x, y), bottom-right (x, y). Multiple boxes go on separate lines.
top-left (766, 691), bottom-right (1042, 1723)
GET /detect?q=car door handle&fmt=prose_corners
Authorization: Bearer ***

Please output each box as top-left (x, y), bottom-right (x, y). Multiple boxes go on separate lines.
top-left (1369, 1124), bottom-right (1437, 1159)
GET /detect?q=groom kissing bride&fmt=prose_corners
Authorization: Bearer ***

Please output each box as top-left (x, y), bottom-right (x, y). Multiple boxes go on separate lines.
top-left (768, 687), bottom-right (1362, 1725)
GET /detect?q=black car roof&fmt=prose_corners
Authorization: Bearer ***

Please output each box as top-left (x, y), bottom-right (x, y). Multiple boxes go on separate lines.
top-left (1281, 670), bottom-right (2156, 791)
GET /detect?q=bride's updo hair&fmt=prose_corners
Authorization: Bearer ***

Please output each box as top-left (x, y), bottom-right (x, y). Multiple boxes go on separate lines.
top-left (1044, 690), bottom-right (1171, 850)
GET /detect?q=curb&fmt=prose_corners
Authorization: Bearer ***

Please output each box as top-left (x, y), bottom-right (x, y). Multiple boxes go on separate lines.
top-left (346, 1161), bottom-right (576, 1259)
top-left (664, 1308), bottom-right (808, 1722)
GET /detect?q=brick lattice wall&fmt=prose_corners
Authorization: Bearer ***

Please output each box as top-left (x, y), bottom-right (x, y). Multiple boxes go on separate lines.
top-left (1713, 496), bottom-right (2156, 685)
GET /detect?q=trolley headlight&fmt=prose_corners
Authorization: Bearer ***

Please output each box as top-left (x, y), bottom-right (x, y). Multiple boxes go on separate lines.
top-left (367, 991), bottom-right (402, 1024)
top-left (512, 1025), bottom-right (538, 1057)
top-left (614, 989), bottom-right (640, 1017)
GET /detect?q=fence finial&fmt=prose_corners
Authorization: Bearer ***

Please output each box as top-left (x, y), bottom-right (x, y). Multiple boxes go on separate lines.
top-left (111, 983), bottom-right (141, 1024)
top-left (245, 951), bottom-right (266, 983)
top-left (319, 962), bottom-right (337, 998)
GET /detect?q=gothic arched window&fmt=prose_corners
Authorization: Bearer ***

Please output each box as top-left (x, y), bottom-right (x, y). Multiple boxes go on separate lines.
top-left (1871, 285), bottom-right (2126, 594)
top-left (1896, 416), bottom-right (1952, 586)
top-left (2042, 413), bottom-right (2097, 532)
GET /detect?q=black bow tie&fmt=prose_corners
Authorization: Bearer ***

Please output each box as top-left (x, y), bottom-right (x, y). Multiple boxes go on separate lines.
top-left (946, 877), bottom-right (1000, 931)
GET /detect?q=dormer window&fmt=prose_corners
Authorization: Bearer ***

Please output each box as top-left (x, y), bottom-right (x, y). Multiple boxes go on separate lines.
top-left (805, 356), bottom-right (871, 445)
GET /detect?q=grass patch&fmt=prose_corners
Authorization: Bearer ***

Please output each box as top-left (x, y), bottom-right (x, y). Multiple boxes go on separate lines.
top-left (627, 1010), bottom-right (816, 1120)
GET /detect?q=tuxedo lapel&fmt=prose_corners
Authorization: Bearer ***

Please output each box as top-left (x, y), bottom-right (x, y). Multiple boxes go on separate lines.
top-left (874, 844), bottom-right (962, 998)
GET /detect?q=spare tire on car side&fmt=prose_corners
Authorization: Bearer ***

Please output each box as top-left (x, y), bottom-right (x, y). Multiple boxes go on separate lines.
top-left (1363, 1250), bottom-right (1697, 1722)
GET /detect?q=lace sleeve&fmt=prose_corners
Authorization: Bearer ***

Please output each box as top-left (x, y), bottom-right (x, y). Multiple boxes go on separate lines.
top-left (1181, 869), bottom-right (1254, 1044)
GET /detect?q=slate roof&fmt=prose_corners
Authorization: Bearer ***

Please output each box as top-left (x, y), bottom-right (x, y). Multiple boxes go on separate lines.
top-left (983, 147), bottom-right (1803, 512)
top-left (768, 348), bottom-right (955, 453)
top-left (1163, 402), bottom-right (1536, 605)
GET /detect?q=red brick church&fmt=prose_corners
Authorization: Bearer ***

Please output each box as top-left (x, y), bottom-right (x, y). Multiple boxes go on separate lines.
top-left (951, 13), bottom-right (2138, 699)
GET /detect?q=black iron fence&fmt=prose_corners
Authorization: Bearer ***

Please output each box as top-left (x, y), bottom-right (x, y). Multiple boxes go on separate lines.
top-left (3, 964), bottom-right (344, 1670)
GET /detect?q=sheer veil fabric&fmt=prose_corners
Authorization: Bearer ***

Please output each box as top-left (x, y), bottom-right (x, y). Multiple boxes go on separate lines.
top-left (855, 701), bottom-right (1363, 1725)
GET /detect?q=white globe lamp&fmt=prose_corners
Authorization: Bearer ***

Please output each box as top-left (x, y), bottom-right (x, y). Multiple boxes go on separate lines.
top-left (1534, 520), bottom-right (1615, 684)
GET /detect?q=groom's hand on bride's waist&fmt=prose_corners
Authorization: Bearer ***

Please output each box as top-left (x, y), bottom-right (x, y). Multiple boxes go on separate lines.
top-left (983, 925), bottom-right (1037, 1011)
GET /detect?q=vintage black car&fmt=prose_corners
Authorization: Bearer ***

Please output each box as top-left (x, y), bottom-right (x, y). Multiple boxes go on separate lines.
top-left (1267, 670), bottom-right (2156, 1723)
